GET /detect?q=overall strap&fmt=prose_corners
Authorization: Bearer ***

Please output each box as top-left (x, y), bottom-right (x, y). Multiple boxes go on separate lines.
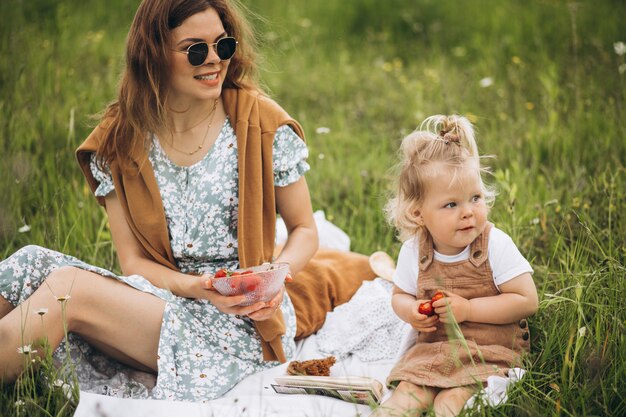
top-left (418, 231), bottom-right (434, 271)
top-left (469, 222), bottom-right (492, 267)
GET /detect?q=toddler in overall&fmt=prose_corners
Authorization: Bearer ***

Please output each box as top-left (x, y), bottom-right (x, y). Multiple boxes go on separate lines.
top-left (374, 115), bottom-right (538, 416)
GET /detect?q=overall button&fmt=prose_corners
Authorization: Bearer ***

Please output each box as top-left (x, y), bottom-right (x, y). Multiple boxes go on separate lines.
top-left (473, 250), bottom-right (483, 258)
top-left (518, 319), bottom-right (528, 328)
top-left (420, 256), bottom-right (429, 264)
top-left (522, 332), bottom-right (530, 341)
top-left (187, 243), bottom-right (193, 248)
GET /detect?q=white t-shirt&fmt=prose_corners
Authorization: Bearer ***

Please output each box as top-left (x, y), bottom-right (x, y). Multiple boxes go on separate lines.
top-left (393, 226), bottom-right (533, 296)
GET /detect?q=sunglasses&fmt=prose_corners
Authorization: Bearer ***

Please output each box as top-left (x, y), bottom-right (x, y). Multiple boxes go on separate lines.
top-left (176, 37), bottom-right (238, 66)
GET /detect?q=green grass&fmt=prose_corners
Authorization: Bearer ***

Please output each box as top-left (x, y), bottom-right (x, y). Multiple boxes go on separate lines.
top-left (1, 0), bottom-right (625, 415)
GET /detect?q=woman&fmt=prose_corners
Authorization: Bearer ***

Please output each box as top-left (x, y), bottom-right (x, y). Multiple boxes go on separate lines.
top-left (0, 0), bottom-right (373, 402)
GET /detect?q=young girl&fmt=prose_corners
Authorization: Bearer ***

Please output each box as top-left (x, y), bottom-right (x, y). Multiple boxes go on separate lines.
top-left (375, 115), bottom-right (538, 417)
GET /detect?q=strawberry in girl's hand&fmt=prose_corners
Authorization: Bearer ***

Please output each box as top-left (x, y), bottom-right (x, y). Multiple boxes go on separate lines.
top-left (431, 291), bottom-right (445, 303)
top-left (418, 301), bottom-right (435, 316)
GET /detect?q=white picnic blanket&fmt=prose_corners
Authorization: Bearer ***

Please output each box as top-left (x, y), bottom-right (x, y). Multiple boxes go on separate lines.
top-left (74, 211), bottom-right (524, 416)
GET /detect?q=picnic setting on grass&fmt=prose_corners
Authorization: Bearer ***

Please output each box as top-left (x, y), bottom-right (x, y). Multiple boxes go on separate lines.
top-left (1, 0), bottom-right (624, 416)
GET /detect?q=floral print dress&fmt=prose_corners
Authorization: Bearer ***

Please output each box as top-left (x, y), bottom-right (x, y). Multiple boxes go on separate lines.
top-left (0, 118), bottom-right (309, 402)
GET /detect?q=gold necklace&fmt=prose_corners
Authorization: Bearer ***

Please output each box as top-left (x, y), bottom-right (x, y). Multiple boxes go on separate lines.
top-left (171, 108), bottom-right (212, 133)
top-left (168, 99), bottom-right (218, 155)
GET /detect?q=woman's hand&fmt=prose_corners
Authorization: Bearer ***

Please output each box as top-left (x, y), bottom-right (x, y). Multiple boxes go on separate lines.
top-left (246, 286), bottom-right (285, 321)
top-left (408, 299), bottom-right (439, 332)
top-left (432, 290), bottom-right (471, 324)
top-left (245, 271), bottom-right (293, 321)
top-left (197, 274), bottom-right (284, 319)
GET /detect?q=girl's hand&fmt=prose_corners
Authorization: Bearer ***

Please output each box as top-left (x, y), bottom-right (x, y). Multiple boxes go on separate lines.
top-left (408, 299), bottom-right (439, 332)
top-left (433, 290), bottom-right (471, 324)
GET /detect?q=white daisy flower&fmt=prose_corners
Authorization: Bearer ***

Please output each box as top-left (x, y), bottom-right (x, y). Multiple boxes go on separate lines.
top-left (17, 345), bottom-right (37, 354)
top-left (614, 41), bottom-right (626, 56)
top-left (479, 77), bottom-right (494, 87)
top-left (35, 308), bottom-right (49, 316)
top-left (315, 127), bottom-right (331, 134)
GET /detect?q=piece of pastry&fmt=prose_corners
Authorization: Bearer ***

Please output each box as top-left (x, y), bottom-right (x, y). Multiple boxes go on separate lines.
top-left (287, 356), bottom-right (336, 376)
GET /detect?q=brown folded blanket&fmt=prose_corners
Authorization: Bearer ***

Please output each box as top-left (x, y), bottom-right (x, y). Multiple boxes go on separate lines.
top-left (284, 248), bottom-right (377, 340)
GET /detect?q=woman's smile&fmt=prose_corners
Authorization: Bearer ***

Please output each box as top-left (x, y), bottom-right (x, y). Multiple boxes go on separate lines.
top-left (194, 70), bottom-right (221, 87)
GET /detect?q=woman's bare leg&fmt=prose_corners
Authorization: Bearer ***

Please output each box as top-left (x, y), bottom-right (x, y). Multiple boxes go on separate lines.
top-left (433, 386), bottom-right (477, 417)
top-left (0, 266), bottom-right (165, 382)
top-left (372, 381), bottom-right (437, 417)
top-left (0, 296), bottom-right (13, 319)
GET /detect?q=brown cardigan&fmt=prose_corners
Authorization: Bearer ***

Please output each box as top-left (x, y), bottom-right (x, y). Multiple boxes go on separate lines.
top-left (76, 88), bottom-right (304, 362)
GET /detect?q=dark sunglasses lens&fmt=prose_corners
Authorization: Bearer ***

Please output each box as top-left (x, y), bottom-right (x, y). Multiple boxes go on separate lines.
top-left (187, 43), bottom-right (208, 66)
top-left (216, 38), bottom-right (237, 60)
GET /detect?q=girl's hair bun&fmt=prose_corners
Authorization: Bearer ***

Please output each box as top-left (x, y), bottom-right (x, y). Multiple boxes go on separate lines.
top-left (439, 129), bottom-right (461, 144)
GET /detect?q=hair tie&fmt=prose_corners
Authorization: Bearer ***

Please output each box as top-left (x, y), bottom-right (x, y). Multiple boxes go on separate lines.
top-left (439, 129), bottom-right (460, 145)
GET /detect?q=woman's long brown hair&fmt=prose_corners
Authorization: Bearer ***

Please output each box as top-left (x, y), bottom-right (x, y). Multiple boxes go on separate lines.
top-left (97, 0), bottom-right (260, 171)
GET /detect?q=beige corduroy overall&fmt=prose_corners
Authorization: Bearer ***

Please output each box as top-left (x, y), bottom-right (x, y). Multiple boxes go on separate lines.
top-left (387, 223), bottom-right (531, 388)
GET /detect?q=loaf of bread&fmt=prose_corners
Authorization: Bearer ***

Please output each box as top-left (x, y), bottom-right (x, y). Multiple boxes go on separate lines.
top-left (286, 356), bottom-right (336, 376)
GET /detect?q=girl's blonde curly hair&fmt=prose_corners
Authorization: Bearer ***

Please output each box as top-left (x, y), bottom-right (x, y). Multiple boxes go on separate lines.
top-left (384, 115), bottom-right (495, 242)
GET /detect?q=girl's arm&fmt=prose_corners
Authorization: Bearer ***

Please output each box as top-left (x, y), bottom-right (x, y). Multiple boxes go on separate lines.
top-left (104, 192), bottom-right (267, 316)
top-left (272, 176), bottom-right (318, 274)
top-left (434, 272), bottom-right (538, 324)
top-left (392, 285), bottom-right (439, 333)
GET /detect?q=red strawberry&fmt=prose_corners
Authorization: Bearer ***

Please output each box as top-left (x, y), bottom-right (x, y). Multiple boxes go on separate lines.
top-left (229, 275), bottom-right (242, 290)
top-left (418, 301), bottom-right (435, 316)
top-left (431, 291), bottom-right (445, 303)
top-left (240, 274), bottom-right (261, 292)
top-left (214, 269), bottom-right (228, 278)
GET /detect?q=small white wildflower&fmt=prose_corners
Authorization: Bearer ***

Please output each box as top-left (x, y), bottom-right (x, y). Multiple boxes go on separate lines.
top-left (51, 378), bottom-right (73, 399)
top-left (18, 224), bottom-right (31, 233)
top-left (35, 307), bottom-right (49, 316)
top-left (614, 41), bottom-right (626, 56)
top-left (531, 218), bottom-right (540, 225)
top-left (315, 127), bottom-right (331, 134)
top-left (15, 399), bottom-right (25, 407)
top-left (578, 326), bottom-right (587, 337)
top-left (56, 294), bottom-right (71, 302)
top-left (619, 64), bottom-right (626, 75)
top-left (479, 77), bottom-right (494, 88)
top-left (17, 345), bottom-right (37, 354)
top-left (318, 153), bottom-right (325, 160)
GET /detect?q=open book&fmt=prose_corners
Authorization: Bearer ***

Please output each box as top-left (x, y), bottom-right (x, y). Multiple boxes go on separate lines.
top-left (271, 375), bottom-right (384, 405)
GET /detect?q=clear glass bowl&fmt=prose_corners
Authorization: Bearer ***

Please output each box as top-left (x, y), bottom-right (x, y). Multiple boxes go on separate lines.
top-left (211, 263), bottom-right (289, 306)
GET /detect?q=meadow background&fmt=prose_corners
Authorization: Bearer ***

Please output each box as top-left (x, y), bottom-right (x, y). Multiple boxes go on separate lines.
top-left (1, 0), bottom-right (624, 416)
